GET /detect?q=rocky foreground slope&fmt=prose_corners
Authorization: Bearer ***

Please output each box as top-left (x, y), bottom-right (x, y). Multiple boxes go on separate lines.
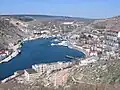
top-left (0, 58), bottom-right (120, 90)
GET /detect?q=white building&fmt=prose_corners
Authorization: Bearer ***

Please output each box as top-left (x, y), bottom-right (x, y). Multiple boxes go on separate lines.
top-left (32, 62), bottom-right (73, 75)
top-left (24, 69), bottom-right (38, 81)
top-left (62, 22), bottom-right (74, 25)
top-left (118, 32), bottom-right (120, 38)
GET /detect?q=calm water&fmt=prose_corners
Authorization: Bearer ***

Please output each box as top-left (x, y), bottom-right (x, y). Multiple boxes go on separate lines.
top-left (0, 38), bottom-right (85, 80)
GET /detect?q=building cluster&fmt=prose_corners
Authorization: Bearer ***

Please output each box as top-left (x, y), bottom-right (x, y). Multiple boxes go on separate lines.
top-left (69, 27), bottom-right (120, 59)
top-left (0, 49), bottom-right (11, 61)
top-left (0, 41), bottom-right (22, 63)
top-left (15, 62), bottom-right (73, 81)
top-left (103, 30), bottom-right (120, 50)
top-left (29, 21), bottom-right (85, 38)
top-left (32, 62), bottom-right (72, 74)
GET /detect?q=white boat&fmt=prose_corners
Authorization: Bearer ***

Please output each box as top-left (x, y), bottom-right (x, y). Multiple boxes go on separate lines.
top-left (65, 55), bottom-right (74, 59)
top-left (58, 41), bottom-right (68, 46)
top-left (51, 43), bottom-right (56, 46)
top-left (54, 39), bottom-right (59, 42)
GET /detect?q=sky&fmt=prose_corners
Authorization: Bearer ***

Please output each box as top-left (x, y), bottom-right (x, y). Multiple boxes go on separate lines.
top-left (0, 0), bottom-right (120, 19)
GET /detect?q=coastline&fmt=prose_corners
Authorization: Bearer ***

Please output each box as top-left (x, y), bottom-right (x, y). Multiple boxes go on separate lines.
top-left (60, 40), bottom-right (88, 57)
top-left (0, 35), bottom-right (44, 64)
top-left (0, 50), bottom-right (21, 63)
top-left (69, 44), bottom-right (89, 57)
top-left (0, 35), bottom-right (90, 83)
top-left (50, 38), bottom-right (88, 57)
top-left (0, 35), bottom-right (88, 64)
top-left (0, 43), bottom-right (21, 64)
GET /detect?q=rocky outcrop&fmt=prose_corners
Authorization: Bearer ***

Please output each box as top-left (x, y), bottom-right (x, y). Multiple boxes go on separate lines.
top-left (0, 17), bottom-right (29, 49)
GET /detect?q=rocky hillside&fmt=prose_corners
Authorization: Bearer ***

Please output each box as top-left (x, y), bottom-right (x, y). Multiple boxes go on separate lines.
top-left (69, 58), bottom-right (120, 85)
top-left (91, 16), bottom-right (120, 30)
top-left (0, 58), bottom-right (120, 90)
top-left (0, 17), bottom-right (29, 49)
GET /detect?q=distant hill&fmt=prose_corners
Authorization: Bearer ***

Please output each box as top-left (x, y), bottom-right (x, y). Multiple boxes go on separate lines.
top-left (0, 14), bottom-right (120, 49)
top-left (0, 15), bottom-right (95, 23)
top-left (91, 15), bottom-right (120, 30)
top-left (0, 14), bottom-right (95, 49)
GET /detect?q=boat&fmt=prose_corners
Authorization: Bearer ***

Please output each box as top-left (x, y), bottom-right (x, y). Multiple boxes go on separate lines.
top-left (65, 55), bottom-right (74, 59)
top-left (58, 41), bottom-right (68, 46)
top-left (51, 43), bottom-right (56, 46)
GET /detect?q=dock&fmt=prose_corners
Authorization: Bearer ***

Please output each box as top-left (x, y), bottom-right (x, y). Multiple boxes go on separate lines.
top-left (0, 50), bottom-right (21, 63)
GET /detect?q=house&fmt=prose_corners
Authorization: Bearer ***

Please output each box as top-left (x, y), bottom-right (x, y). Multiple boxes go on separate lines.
top-left (40, 30), bottom-right (50, 35)
top-left (62, 22), bottom-right (74, 25)
top-left (24, 69), bottom-right (38, 81)
top-left (33, 30), bottom-right (41, 34)
top-left (104, 29), bottom-right (120, 49)
top-left (0, 54), bottom-right (5, 61)
top-left (32, 64), bottom-right (48, 75)
top-left (89, 50), bottom-right (98, 56)
top-left (0, 50), bottom-right (6, 54)
top-left (0, 50), bottom-right (10, 61)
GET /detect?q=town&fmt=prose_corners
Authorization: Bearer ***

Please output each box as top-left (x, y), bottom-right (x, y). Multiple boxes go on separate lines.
top-left (0, 16), bottom-right (120, 90)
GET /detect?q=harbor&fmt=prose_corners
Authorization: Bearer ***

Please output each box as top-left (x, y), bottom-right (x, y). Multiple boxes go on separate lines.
top-left (0, 38), bottom-right (85, 80)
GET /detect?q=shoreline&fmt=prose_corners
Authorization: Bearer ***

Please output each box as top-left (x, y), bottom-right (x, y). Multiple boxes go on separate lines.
top-left (0, 50), bottom-right (21, 63)
top-left (69, 44), bottom-right (89, 57)
top-left (0, 43), bottom-right (22, 64)
top-left (50, 38), bottom-right (88, 57)
top-left (0, 35), bottom-right (45, 64)
top-left (0, 35), bottom-right (88, 64)
top-left (0, 35), bottom-right (90, 83)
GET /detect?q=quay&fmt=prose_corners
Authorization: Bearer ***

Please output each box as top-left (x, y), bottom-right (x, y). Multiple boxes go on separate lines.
top-left (1, 71), bottom-right (24, 84)
top-left (0, 43), bottom-right (22, 64)
top-left (0, 49), bottom-right (21, 63)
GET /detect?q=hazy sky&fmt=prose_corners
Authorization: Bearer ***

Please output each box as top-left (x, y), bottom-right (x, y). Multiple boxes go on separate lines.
top-left (0, 0), bottom-right (120, 18)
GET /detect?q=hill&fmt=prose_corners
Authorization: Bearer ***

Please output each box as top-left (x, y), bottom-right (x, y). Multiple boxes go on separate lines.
top-left (0, 15), bottom-right (95, 23)
top-left (91, 16), bottom-right (120, 30)
top-left (0, 17), bottom-right (29, 49)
